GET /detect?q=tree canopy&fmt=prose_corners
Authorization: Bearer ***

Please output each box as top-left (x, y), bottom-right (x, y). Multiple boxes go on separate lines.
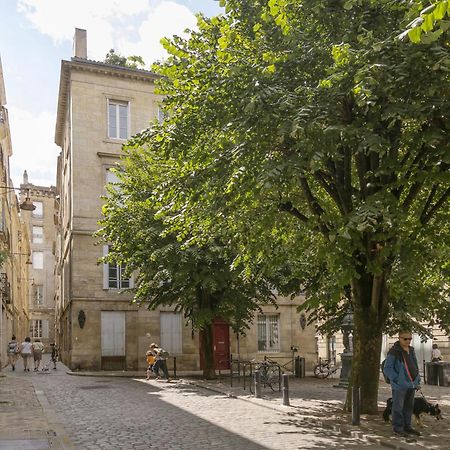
top-left (98, 148), bottom-right (276, 376)
top-left (104, 49), bottom-right (146, 69)
top-left (101, 0), bottom-right (449, 411)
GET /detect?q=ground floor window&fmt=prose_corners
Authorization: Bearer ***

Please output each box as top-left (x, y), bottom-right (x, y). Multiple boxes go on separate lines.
top-left (257, 314), bottom-right (280, 352)
top-left (101, 311), bottom-right (125, 356)
top-left (160, 311), bottom-right (182, 355)
top-left (30, 319), bottom-right (48, 338)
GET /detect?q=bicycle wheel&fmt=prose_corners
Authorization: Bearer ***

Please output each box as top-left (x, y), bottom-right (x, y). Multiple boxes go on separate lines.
top-left (313, 363), bottom-right (330, 379)
top-left (266, 366), bottom-right (281, 391)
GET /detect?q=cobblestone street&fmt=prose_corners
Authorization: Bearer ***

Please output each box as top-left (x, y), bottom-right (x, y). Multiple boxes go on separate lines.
top-left (0, 359), bottom-right (393, 450)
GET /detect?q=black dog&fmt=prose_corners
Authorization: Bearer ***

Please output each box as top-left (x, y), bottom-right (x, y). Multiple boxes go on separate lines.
top-left (383, 397), bottom-right (443, 426)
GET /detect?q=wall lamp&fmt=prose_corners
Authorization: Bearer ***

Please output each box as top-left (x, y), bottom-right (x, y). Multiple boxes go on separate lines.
top-left (0, 185), bottom-right (36, 211)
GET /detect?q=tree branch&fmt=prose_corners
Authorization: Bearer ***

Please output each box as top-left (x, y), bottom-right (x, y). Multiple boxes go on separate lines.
top-left (401, 181), bottom-right (423, 211)
top-left (313, 171), bottom-right (346, 215)
top-left (298, 175), bottom-right (330, 235)
top-left (278, 201), bottom-right (310, 223)
top-left (419, 184), bottom-right (438, 224)
top-left (421, 187), bottom-right (450, 224)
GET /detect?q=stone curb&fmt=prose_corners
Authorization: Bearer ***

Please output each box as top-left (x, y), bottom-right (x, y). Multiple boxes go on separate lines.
top-left (185, 379), bottom-right (426, 450)
top-left (66, 370), bottom-right (145, 378)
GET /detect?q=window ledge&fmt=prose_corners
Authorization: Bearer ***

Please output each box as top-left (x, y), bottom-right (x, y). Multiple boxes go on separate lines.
top-left (103, 138), bottom-right (128, 145)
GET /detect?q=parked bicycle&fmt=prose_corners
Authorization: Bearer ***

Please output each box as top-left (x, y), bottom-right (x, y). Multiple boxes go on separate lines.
top-left (313, 359), bottom-right (339, 379)
top-left (249, 359), bottom-right (281, 393)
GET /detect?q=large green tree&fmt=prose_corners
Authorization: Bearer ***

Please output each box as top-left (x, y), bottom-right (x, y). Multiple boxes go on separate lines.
top-left (97, 146), bottom-right (275, 379)
top-left (130, 0), bottom-right (450, 413)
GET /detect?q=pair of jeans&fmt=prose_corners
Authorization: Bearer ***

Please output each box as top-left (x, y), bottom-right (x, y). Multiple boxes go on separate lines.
top-left (392, 388), bottom-right (415, 432)
top-left (152, 359), bottom-right (169, 379)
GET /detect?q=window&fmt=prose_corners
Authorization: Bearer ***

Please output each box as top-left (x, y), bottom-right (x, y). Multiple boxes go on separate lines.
top-left (34, 285), bottom-right (43, 306)
top-left (160, 312), bottom-right (182, 355)
top-left (32, 226), bottom-right (43, 243)
top-left (103, 245), bottom-right (132, 289)
top-left (105, 168), bottom-right (121, 198)
top-left (101, 312), bottom-right (125, 356)
top-left (257, 315), bottom-right (280, 353)
top-left (30, 319), bottom-right (48, 338)
top-left (33, 201), bottom-right (43, 218)
top-left (108, 100), bottom-right (129, 139)
top-left (32, 251), bottom-right (44, 269)
top-left (157, 107), bottom-right (166, 124)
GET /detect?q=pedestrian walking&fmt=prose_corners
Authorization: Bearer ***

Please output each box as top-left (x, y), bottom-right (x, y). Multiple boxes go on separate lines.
top-left (6, 335), bottom-right (19, 371)
top-left (150, 343), bottom-right (171, 382)
top-left (19, 337), bottom-right (33, 372)
top-left (146, 345), bottom-right (157, 380)
top-left (50, 343), bottom-right (59, 369)
top-left (32, 339), bottom-right (45, 371)
top-left (383, 330), bottom-right (421, 437)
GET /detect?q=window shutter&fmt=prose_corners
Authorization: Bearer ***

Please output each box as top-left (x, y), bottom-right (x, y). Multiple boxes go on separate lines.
top-left (102, 245), bottom-right (109, 289)
top-left (160, 312), bottom-right (182, 355)
top-left (42, 320), bottom-right (49, 338)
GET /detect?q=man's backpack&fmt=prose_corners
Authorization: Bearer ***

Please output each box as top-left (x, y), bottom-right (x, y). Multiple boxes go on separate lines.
top-left (159, 349), bottom-right (170, 359)
top-left (381, 359), bottom-right (390, 384)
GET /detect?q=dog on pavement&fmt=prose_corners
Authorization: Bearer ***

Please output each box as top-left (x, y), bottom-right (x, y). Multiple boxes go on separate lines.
top-left (383, 397), bottom-right (443, 427)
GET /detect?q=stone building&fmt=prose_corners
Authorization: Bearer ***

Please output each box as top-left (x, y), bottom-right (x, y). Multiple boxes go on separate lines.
top-left (0, 54), bottom-right (32, 368)
top-left (54, 29), bottom-right (317, 373)
top-left (20, 172), bottom-right (57, 348)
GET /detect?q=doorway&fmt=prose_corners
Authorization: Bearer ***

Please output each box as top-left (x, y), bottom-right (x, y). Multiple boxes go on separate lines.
top-left (199, 319), bottom-right (230, 370)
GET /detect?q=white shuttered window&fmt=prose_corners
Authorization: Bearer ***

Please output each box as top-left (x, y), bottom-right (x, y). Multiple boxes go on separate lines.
top-left (160, 312), bottom-right (182, 355)
top-left (108, 100), bottom-right (129, 139)
top-left (101, 312), bottom-right (125, 356)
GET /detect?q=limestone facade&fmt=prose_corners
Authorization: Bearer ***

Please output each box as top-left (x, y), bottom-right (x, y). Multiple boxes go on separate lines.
top-left (0, 54), bottom-right (31, 368)
top-left (54, 31), bottom-right (317, 373)
top-left (20, 175), bottom-right (57, 348)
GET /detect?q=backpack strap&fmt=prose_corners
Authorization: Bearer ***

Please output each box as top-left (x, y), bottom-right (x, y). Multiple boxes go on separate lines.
top-left (402, 353), bottom-right (414, 382)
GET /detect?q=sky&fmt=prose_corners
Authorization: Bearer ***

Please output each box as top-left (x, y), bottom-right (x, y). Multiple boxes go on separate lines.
top-left (0, 0), bottom-right (223, 188)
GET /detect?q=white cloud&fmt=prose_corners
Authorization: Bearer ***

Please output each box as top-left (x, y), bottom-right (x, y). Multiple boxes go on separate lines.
top-left (8, 106), bottom-right (59, 187)
top-left (17, 0), bottom-right (197, 64)
top-left (119, 2), bottom-right (197, 65)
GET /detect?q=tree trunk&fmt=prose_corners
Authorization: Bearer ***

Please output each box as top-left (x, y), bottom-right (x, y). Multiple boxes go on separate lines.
top-left (350, 271), bottom-right (389, 414)
top-left (200, 322), bottom-right (216, 379)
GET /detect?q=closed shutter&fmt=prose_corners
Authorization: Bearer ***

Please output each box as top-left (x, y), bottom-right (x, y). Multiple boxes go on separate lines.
top-left (101, 311), bottom-right (125, 356)
top-left (42, 320), bottom-right (49, 338)
top-left (160, 312), bottom-right (182, 355)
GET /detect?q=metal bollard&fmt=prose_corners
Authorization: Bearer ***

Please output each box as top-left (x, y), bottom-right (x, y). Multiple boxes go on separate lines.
top-left (254, 369), bottom-right (261, 398)
top-left (282, 374), bottom-right (290, 406)
top-left (351, 385), bottom-right (360, 425)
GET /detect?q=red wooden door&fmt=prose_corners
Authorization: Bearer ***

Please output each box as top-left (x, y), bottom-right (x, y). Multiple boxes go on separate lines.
top-left (213, 320), bottom-right (230, 370)
top-left (199, 319), bottom-right (230, 370)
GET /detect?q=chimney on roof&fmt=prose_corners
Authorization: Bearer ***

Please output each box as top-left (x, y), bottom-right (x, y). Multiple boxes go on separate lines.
top-left (73, 28), bottom-right (87, 59)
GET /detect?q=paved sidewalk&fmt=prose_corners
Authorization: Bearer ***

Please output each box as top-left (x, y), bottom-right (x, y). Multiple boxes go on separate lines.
top-left (181, 374), bottom-right (450, 450)
top-left (0, 368), bottom-right (73, 449)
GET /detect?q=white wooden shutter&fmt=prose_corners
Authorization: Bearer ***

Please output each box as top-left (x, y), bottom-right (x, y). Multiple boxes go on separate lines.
top-left (103, 245), bottom-right (109, 289)
top-left (101, 311), bottom-right (125, 356)
top-left (160, 312), bottom-right (182, 355)
top-left (42, 320), bottom-right (49, 338)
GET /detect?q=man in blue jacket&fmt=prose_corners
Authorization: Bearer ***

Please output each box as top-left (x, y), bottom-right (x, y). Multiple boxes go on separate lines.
top-left (383, 330), bottom-right (421, 437)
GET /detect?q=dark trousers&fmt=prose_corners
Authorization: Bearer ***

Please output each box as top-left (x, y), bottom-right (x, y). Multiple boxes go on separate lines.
top-left (153, 359), bottom-right (169, 379)
top-left (392, 388), bottom-right (415, 432)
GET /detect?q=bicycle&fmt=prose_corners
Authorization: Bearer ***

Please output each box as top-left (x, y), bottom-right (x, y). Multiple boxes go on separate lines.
top-left (249, 360), bottom-right (281, 393)
top-left (313, 359), bottom-right (339, 379)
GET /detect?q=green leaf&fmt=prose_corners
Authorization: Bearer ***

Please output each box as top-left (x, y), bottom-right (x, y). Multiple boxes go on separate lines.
top-left (408, 27), bottom-right (423, 43)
